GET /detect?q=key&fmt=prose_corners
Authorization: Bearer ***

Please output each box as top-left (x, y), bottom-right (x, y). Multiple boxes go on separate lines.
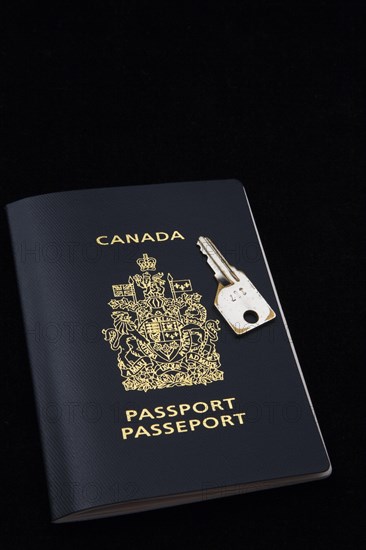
top-left (197, 236), bottom-right (276, 334)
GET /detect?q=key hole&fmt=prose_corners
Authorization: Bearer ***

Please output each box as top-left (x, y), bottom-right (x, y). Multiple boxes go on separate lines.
top-left (243, 310), bottom-right (259, 324)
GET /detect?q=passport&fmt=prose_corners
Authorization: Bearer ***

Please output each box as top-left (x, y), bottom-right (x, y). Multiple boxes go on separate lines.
top-left (6, 180), bottom-right (331, 522)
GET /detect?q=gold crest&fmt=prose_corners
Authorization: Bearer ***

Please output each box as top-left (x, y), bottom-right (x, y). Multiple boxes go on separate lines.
top-left (102, 254), bottom-right (223, 392)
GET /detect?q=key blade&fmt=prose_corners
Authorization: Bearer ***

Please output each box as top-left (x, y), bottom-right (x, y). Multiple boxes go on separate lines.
top-left (197, 236), bottom-right (239, 285)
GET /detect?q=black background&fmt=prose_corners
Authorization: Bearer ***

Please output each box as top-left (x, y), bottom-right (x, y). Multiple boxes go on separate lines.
top-left (1, 1), bottom-right (365, 549)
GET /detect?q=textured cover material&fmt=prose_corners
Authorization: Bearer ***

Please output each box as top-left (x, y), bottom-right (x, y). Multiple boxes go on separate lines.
top-left (6, 180), bottom-right (331, 522)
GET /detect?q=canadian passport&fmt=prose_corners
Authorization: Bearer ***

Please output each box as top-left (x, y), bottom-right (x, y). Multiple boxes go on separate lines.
top-left (6, 180), bottom-right (331, 522)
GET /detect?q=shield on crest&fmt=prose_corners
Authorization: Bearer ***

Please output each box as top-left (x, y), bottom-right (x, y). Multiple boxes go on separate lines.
top-left (141, 316), bottom-right (185, 362)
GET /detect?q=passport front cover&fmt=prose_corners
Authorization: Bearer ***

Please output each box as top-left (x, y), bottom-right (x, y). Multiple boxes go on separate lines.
top-left (6, 180), bottom-right (331, 522)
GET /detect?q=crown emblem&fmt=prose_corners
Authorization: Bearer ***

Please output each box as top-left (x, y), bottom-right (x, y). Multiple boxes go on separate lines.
top-left (136, 253), bottom-right (156, 272)
top-left (102, 254), bottom-right (223, 392)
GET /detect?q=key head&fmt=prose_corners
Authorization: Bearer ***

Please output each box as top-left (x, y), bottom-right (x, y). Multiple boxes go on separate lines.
top-left (214, 271), bottom-right (276, 335)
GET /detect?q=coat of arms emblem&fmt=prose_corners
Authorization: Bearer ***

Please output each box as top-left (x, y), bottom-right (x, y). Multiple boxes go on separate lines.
top-left (102, 253), bottom-right (223, 392)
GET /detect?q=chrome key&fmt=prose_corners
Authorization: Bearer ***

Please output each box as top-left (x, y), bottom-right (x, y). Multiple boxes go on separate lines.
top-left (197, 236), bottom-right (276, 335)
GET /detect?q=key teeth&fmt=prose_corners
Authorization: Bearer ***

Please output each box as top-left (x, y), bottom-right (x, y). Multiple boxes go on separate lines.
top-left (197, 236), bottom-right (208, 255)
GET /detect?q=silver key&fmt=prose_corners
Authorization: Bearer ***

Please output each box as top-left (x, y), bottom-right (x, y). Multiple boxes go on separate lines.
top-left (197, 236), bottom-right (276, 335)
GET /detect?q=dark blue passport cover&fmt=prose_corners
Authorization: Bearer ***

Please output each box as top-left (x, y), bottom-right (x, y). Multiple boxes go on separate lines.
top-left (6, 180), bottom-right (331, 522)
